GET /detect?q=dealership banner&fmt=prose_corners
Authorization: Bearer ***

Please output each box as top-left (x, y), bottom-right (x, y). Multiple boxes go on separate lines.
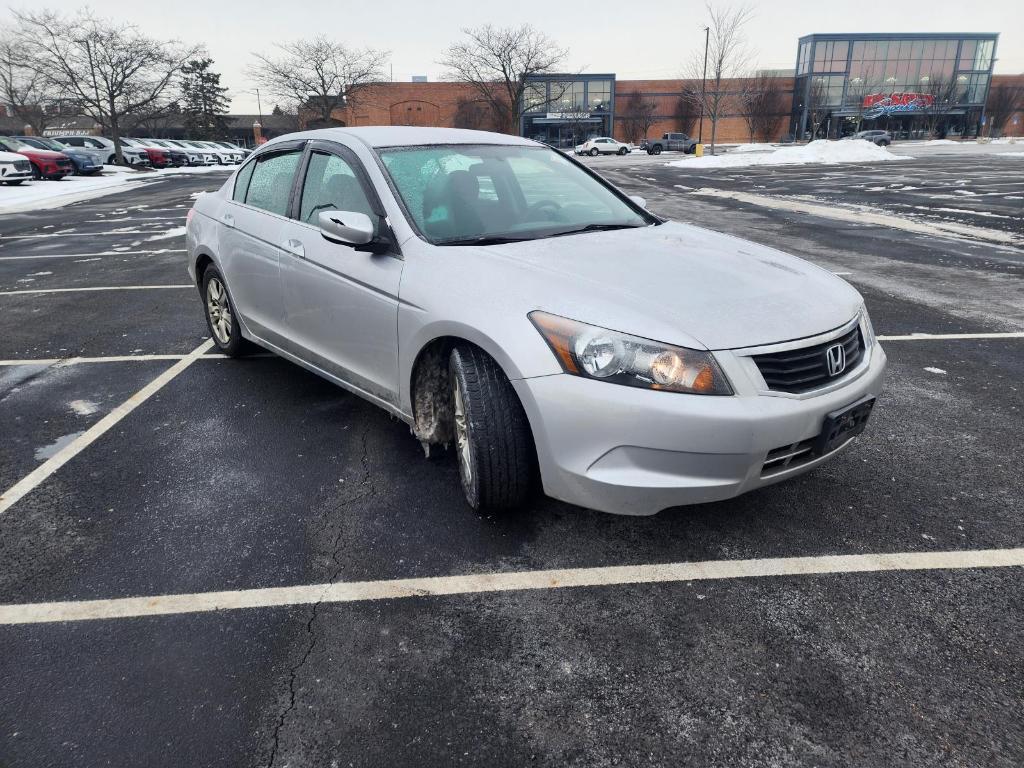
top-left (863, 92), bottom-right (935, 118)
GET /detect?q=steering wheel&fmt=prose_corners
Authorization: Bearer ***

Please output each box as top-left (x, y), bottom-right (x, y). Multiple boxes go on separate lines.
top-left (530, 199), bottom-right (564, 221)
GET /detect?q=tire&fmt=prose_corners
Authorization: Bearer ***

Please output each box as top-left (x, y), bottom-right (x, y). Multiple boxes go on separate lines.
top-left (31, 164), bottom-right (41, 180)
top-left (651, 145), bottom-right (662, 155)
top-left (618, 146), bottom-right (628, 155)
top-left (589, 147), bottom-right (599, 156)
top-left (448, 345), bottom-right (534, 512)
top-left (201, 266), bottom-right (250, 357)
top-left (107, 154), bottom-right (116, 165)
top-left (5, 180), bottom-right (25, 186)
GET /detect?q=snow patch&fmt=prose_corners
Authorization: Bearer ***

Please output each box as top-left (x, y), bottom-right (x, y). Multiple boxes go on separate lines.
top-left (924, 367), bottom-right (947, 375)
top-left (669, 140), bottom-right (909, 169)
top-left (145, 226), bottom-right (187, 241)
top-left (68, 399), bottom-right (99, 416)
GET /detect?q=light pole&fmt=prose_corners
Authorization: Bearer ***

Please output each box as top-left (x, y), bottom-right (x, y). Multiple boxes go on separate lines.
top-left (698, 25), bottom-right (709, 145)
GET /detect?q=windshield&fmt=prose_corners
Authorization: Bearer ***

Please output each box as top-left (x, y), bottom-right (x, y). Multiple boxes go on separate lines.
top-left (0, 137), bottom-right (35, 151)
top-left (378, 144), bottom-right (653, 245)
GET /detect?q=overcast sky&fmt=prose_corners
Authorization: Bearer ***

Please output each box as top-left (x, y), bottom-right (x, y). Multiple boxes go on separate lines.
top-left (11, 0), bottom-right (1021, 113)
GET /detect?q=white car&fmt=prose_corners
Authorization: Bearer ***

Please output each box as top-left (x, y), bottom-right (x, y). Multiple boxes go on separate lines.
top-left (56, 135), bottom-right (150, 166)
top-left (575, 137), bottom-right (631, 156)
top-left (0, 150), bottom-right (34, 185)
top-left (185, 127), bottom-right (886, 516)
top-left (178, 141), bottom-right (220, 165)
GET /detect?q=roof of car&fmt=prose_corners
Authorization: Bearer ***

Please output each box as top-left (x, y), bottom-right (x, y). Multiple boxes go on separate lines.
top-left (266, 126), bottom-right (536, 150)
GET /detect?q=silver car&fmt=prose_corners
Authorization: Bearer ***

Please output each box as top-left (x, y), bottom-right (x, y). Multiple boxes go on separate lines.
top-left (186, 127), bottom-right (886, 515)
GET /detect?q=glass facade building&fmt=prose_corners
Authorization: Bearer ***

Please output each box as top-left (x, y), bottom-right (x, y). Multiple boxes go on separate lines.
top-left (792, 33), bottom-right (998, 139)
top-left (520, 74), bottom-right (615, 149)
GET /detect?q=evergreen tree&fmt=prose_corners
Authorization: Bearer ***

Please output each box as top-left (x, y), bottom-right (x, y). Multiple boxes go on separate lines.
top-left (180, 58), bottom-right (229, 139)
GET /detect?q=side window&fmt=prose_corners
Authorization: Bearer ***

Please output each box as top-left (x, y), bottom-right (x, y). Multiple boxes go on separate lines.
top-left (243, 151), bottom-right (302, 215)
top-left (298, 151), bottom-right (377, 230)
top-left (233, 160), bottom-right (256, 202)
top-left (64, 137), bottom-right (84, 147)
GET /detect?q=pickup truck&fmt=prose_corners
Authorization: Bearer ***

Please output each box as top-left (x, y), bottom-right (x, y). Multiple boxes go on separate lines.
top-left (641, 133), bottom-right (698, 155)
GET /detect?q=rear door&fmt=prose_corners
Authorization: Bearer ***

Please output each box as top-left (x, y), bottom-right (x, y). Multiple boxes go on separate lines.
top-left (277, 140), bottom-right (403, 406)
top-left (218, 142), bottom-right (305, 345)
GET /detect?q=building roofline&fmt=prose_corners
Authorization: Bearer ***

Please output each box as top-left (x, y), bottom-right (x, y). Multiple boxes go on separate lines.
top-left (797, 32), bottom-right (998, 43)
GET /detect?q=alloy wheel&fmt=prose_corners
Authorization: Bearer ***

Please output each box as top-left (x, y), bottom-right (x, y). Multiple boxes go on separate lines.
top-left (206, 276), bottom-right (232, 345)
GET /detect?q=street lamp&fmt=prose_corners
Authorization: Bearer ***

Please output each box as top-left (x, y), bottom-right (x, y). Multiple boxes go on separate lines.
top-left (698, 25), bottom-right (709, 145)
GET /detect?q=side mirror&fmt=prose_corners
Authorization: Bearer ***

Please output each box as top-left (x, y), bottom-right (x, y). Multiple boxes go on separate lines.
top-left (318, 210), bottom-right (374, 246)
top-left (629, 195), bottom-right (647, 210)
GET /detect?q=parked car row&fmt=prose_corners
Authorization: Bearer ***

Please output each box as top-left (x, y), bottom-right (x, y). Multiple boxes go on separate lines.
top-left (0, 134), bottom-right (252, 182)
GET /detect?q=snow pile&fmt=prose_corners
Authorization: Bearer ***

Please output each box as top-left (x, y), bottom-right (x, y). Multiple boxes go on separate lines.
top-left (729, 143), bottom-right (777, 153)
top-left (669, 140), bottom-right (910, 169)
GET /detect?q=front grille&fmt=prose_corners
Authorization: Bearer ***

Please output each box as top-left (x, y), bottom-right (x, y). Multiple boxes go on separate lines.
top-left (752, 325), bottom-right (863, 393)
top-left (14, 160), bottom-right (30, 171)
top-left (57, 159), bottom-right (73, 168)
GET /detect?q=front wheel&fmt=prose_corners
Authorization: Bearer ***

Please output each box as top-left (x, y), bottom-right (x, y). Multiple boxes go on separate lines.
top-left (589, 147), bottom-right (599, 156)
top-left (618, 146), bottom-right (628, 155)
top-left (5, 180), bottom-right (25, 186)
top-left (651, 145), bottom-right (662, 155)
top-left (202, 267), bottom-right (249, 356)
top-left (449, 346), bottom-right (534, 512)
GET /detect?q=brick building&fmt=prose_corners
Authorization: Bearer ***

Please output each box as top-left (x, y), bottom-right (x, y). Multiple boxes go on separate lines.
top-left (328, 76), bottom-right (795, 145)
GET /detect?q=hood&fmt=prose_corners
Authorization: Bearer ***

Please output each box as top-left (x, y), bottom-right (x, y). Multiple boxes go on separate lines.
top-left (0, 150), bottom-right (27, 163)
top-left (464, 221), bottom-right (862, 350)
top-left (17, 148), bottom-right (68, 160)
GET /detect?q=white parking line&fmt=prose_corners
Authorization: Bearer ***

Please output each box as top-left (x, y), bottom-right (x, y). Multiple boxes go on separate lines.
top-left (0, 285), bottom-right (193, 296)
top-left (0, 339), bottom-right (215, 517)
top-left (0, 249), bottom-right (185, 261)
top-left (0, 231), bottom-right (156, 240)
top-left (2, 547), bottom-right (1022, 626)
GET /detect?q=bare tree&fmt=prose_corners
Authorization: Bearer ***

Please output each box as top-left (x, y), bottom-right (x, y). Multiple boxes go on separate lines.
top-left (986, 81), bottom-right (1023, 137)
top-left (845, 63), bottom-right (880, 133)
top-left (619, 89), bottom-right (658, 144)
top-left (250, 36), bottom-right (388, 128)
top-left (919, 74), bottom-right (961, 138)
top-left (13, 9), bottom-right (199, 163)
top-left (452, 97), bottom-right (497, 131)
top-left (681, 4), bottom-right (753, 153)
top-left (805, 77), bottom-right (829, 139)
top-left (737, 73), bottom-right (785, 142)
top-left (441, 24), bottom-right (569, 135)
top-left (0, 32), bottom-right (62, 133)
top-left (675, 90), bottom-right (700, 135)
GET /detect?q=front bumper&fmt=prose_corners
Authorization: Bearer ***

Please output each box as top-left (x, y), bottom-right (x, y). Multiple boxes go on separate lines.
top-left (513, 342), bottom-right (887, 515)
top-left (0, 164), bottom-right (33, 181)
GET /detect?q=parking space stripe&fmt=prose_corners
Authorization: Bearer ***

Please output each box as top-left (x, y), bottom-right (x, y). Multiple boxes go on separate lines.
top-left (0, 339), bottom-right (215, 517)
top-left (0, 285), bottom-right (193, 296)
top-left (2, 547), bottom-right (1022, 626)
top-left (0, 250), bottom-right (185, 261)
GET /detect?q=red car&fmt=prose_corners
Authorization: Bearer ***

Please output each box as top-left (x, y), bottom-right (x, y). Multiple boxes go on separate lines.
top-left (0, 136), bottom-right (74, 179)
top-left (122, 138), bottom-right (169, 168)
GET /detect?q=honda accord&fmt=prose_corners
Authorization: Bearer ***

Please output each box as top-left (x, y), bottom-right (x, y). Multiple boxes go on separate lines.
top-left (185, 127), bottom-right (886, 515)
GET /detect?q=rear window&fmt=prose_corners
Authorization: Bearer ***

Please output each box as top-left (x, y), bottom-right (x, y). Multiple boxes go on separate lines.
top-left (240, 151), bottom-right (302, 216)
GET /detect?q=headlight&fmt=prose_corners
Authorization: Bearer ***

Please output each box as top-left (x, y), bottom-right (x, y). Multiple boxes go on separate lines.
top-left (860, 305), bottom-right (876, 348)
top-left (529, 311), bottom-right (733, 395)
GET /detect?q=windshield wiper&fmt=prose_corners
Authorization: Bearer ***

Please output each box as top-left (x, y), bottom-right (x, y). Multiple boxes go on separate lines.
top-left (439, 235), bottom-right (538, 246)
top-left (548, 223), bottom-right (646, 238)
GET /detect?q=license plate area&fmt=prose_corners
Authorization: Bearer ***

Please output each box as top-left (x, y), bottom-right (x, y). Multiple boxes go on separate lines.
top-left (814, 395), bottom-right (875, 456)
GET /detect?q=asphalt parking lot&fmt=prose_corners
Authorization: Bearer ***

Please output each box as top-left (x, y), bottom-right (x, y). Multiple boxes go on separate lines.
top-left (1, 155), bottom-right (1023, 767)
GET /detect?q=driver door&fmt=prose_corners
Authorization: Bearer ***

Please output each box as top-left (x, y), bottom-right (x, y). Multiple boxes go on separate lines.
top-left (278, 142), bottom-right (403, 407)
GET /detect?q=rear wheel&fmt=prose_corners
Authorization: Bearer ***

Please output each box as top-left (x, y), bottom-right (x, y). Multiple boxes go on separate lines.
top-left (449, 346), bottom-right (534, 512)
top-left (201, 267), bottom-right (249, 356)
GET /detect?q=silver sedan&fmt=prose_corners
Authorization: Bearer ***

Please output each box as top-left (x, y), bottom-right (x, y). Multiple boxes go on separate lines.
top-left (186, 127), bottom-right (886, 515)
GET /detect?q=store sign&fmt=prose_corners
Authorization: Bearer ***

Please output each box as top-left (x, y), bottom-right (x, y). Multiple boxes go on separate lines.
top-left (862, 92), bottom-right (935, 118)
top-left (546, 112), bottom-right (591, 120)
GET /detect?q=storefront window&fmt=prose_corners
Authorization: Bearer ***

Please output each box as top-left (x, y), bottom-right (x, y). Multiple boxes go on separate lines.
top-left (588, 80), bottom-right (611, 111)
top-left (523, 82), bottom-right (547, 112)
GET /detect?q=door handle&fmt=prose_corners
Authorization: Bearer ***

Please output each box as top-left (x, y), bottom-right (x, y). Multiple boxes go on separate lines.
top-left (221, 213), bottom-right (234, 228)
top-left (282, 239), bottom-right (305, 258)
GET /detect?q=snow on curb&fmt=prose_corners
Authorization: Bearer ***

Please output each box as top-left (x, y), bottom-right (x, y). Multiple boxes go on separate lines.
top-left (670, 140), bottom-right (910, 169)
